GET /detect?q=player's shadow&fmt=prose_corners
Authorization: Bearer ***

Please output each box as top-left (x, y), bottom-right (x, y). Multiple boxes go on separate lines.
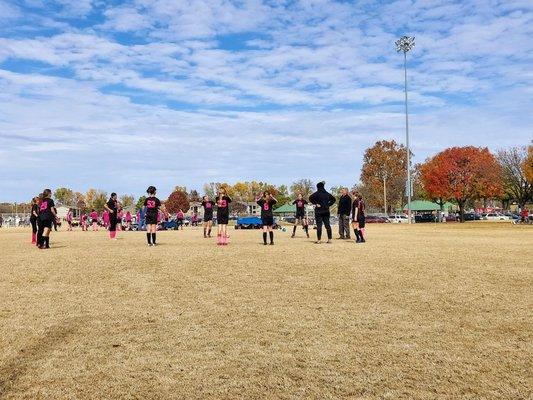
top-left (0, 318), bottom-right (83, 397)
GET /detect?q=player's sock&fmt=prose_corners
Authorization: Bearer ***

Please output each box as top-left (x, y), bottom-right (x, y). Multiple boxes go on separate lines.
top-left (151, 233), bottom-right (156, 244)
top-left (263, 232), bottom-right (267, 244)
top-left (146, 233), bottom-right (151, 244)
top-left (44, 236), bottom-right (50, 248)
top-left (292, 226), bottom-right (296, 236)
top-left (203, 228), bottom-right (207, 237)
top-left (269, 231), bottom-right (274, 244)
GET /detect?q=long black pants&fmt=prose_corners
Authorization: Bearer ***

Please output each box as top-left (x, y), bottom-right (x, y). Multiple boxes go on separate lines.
top-left (109, 216), bottom-right (117, 232)
top-left (315, 212), bottom-right (332, 241)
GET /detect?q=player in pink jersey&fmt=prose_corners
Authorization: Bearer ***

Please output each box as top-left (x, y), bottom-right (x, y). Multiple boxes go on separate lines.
top-left (90, 209), bottom-right (99, 231)
top-left (66, 208), bottom-right (73, 231)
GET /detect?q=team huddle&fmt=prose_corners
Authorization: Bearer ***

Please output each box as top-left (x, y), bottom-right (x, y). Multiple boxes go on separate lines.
top-left (29, 182), bottom-right (366, 248)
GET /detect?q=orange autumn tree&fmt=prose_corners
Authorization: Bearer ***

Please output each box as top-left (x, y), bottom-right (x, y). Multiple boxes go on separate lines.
top-left (525, 145), bottom-right (533, 185)
top-left (360, 140), bottom-right (407, 213)
top-left (166, 190), bottom-right (190, 214)
top-left (420, 146), bottom-right (502, 222)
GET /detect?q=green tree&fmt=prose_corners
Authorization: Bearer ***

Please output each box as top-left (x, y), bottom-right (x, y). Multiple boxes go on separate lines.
top-left (290, 179), bottom-right (314, 199)
top-left (120, 194), bottom-right (135, 209)
top-left (54, 187), bottom-right (75, 206)
top-left (136, 196), bottom-right (147, 211)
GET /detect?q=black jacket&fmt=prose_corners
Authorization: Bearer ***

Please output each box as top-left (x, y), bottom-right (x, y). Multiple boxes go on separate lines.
top-left (309, 187), bottom-right (336, 215)
top-left (338, 194), bottom-right (352, 215)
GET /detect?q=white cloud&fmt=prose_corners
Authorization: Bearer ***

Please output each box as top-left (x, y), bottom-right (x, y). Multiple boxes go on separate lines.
top-left (0, 0), bottom-right (532, 200)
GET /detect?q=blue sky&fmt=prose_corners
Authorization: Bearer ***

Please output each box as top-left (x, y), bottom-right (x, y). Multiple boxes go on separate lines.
top-left (0, 0), bottom-right (532, 202)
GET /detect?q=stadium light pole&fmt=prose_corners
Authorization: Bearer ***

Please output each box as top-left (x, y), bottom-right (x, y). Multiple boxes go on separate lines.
top-left (396, 36), bottom-right (415, 224)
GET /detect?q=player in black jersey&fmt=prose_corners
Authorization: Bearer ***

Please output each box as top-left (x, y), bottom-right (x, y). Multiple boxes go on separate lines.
top-left (144, 186), bottom-right (162, 246)
top-left (291, 193), bottom-right (309, 238)
top-left (256, 191), bottom-right (277, 245)
top-left (215, 187), bottom-right (232, 245)
top-left (351, 190), bottom-right (366, 243)
top-left (30, 196), bottom-right (39, 244)
top-left (201, 195), bottom-right (215, 238)
top-left (37, 189), bottom-right (58, 249)
top-left (104, 192), bottom-right (119, 240)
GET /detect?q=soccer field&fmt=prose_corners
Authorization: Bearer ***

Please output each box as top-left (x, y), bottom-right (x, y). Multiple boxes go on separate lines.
top-left (0, 224), bottom-right (531, 399)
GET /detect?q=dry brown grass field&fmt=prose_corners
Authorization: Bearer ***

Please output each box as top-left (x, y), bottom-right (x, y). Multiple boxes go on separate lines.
top-left (0, 223), bottom-right (531, 400)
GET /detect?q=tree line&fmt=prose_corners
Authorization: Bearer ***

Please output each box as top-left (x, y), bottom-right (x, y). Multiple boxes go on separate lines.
top-left (4, 143), bottom-right (531, 222)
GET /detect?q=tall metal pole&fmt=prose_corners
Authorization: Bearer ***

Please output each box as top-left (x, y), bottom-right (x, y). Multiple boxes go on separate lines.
top-left (403, 50), bottom-right (411, 224)
top-left (395, 36), bottom-right (415, 224)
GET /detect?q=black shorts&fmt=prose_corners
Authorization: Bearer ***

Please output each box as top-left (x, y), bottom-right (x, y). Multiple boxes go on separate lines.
top-left (145, 214), bottom-right (158, 225)
top-left (217, 214), bottom-right (229, 225)
top-left (262, 216), bottom-right (274, 226)
top-left (295, 213), bottom-right (305, 220)
top-left (357, 217), bottom-right (366, 228)
top-left (39, 218), bottom-right (52, 229)
top-left (91, 219), bottom-right (97, 224)
top-left (204, 214), bottom-right (213, 222)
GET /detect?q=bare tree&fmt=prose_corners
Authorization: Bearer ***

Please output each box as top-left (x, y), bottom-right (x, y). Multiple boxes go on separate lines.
top-left (498, 147), bottom-right (532, 208)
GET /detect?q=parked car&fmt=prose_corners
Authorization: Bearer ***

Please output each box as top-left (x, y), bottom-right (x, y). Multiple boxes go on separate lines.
top-left (462, 213), bottom-right (482, 221)
top-left (444, 214), bottom-right (458, 222)
top-left (388, 214), bottom-right (409, 223)
top-left (483, 213), bottom-right (511, 221)
top-left (235, 216), bottom-right (278, 229)
top-left (414, 213), bottom-right (436, 223)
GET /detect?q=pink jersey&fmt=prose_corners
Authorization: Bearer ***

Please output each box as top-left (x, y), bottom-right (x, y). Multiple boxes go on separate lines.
top-left (103, 211), bottom-right (110, 223)
top-left (90, 211), bottom-right (98, 220)
top-left (66, 212), bottom-right (73, 222)
top-left (125, 212), bottom-right (132, 222)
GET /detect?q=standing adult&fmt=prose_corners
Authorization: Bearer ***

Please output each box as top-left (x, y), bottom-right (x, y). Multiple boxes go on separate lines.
top-left (337, 188), bottom-right (352, 239)
top-left (309, 181), bottom-right (336, 244)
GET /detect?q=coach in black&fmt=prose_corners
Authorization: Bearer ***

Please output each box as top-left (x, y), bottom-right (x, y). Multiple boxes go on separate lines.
top-left (337, 187), bottom-right (352, 239)
top-left (309, 181), bottom-right (336, 244)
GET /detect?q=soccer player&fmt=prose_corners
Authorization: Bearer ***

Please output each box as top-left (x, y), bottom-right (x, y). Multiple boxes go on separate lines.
top-left (257, 191), bottom-right (277, 245)
top-left (201, 195), bottom-right (215, 238)
top-left (291, 193), bottom-right (309, 238)
top-left (37, 189), bottom-right (58, 249)
top-left (90, 209), bottom-right (99, 231)
top-left (309, 181), bottom-right (336, 244)
top-left (66, 208), bottom-right (73, 231)
top-left (116, 207), bottom-right (124, 231)
top-left (176, 209), bottom-right (185, 230)
top-left (104, 193), bottom-right (119, 240)
top-left (81, 212), bottom-right (88, 231)
top-left (125, 211), bottom-right (132, 230)
top-left (351, 191), bottom-right (366, 243)
top-left (144, 186), bottom-right (162, 246)
top-left (215, 188), bottom-right (232, 245)
top-left (30, 196), bottom-right (40, 244)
